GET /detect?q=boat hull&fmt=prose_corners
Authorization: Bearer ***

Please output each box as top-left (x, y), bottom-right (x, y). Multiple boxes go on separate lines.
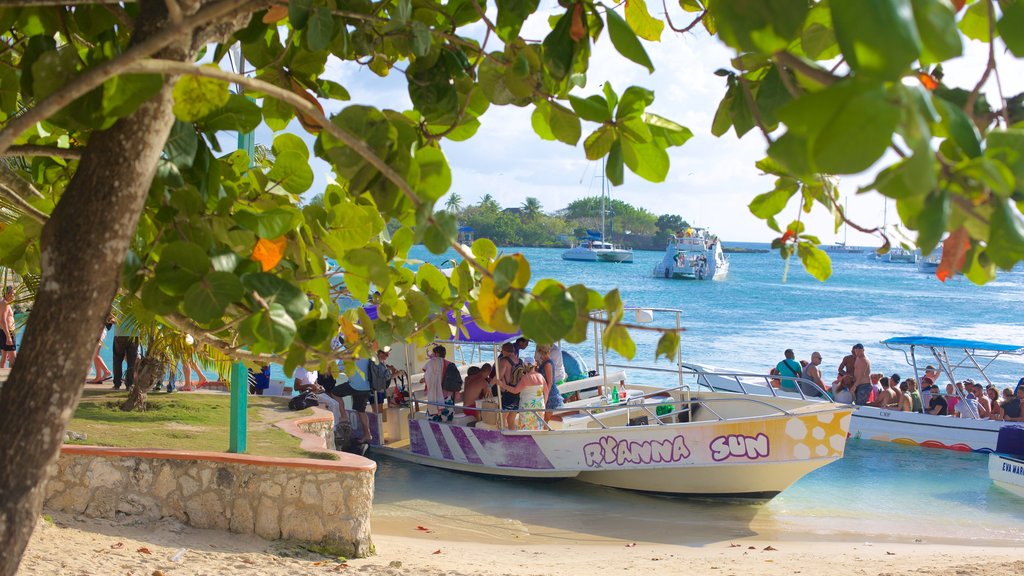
top-left (376, 405), bottom-right (851, 496)
top-left (989, 453), bottom-right (1024, 497)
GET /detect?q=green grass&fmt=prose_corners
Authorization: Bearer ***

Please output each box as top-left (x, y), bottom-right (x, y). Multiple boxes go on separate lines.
top-left (66, 390), bottom-right (337, 460)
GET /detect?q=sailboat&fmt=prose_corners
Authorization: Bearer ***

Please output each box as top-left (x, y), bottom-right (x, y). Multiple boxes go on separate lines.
top-left (562, 163), bottom-right (634, 263)
top-left (866, 200), bottom-right (919, 263)
top-left (821, 196), bottom-right (863, 254)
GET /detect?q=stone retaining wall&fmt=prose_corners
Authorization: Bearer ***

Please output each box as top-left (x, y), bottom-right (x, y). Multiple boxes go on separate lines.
top-left (44, 444), bottom-right (376, 557)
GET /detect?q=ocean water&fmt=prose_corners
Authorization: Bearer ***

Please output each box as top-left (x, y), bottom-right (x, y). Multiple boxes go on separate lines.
top-left (79, 243), bottom-right (1024, 541)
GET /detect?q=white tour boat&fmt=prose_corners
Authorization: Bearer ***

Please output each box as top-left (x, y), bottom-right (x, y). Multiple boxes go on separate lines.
top-left (886, 247), bottom-right (919, 264)
top-left (684, 336), bottom-right (1023, 453)
top-left (562, 238), bottom-right (634, 263)
top-left (989, 425), bottom-right (1024, 498)
top-left (355, 308), bottom-right (852, 497)
top-left (652, 228), bottom-right (729, 280)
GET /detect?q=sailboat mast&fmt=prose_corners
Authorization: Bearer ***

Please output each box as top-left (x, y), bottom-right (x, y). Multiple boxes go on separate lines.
top-left (843, 196), bottom-right (849, 246)
top-left (601, 161), bottom-right (606, 243)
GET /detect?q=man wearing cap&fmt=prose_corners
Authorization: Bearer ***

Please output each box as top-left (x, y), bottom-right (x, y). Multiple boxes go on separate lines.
top-left (852, 343), bottom-right (873, 406)
top-left (956, 380), bottom-right (981, 419)
top-left (920, 366), bottom-right (939, 407)
top-left (923, 378), bottom-right (948, 415)
top-left (1002, 385), bottom-right (1024, 422)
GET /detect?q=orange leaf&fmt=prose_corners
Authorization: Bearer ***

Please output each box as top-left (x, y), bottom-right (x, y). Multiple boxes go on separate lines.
top-left (952, 0), bottom-right (966, 12)
top-left (916, 71), bottom-right (938, 91)
top-left (570, 3), bottom-right (586, 42)
top-left (339, 316), bottom-right (360, 344)
top-left (252, 236), bottom-right (287, 272)
top-left (289, 77), bottom-right (325, 134)
top-left (262, 5), bottom-right (288, 23)
top-left (936, 228), bottom-right (970, 282)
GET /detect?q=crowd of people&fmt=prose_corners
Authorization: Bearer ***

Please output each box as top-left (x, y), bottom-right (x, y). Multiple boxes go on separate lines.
top-left (772, 345), bottom-right (1024, 422)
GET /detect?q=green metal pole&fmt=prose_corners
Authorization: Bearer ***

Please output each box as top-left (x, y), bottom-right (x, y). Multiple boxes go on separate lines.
top-left (229, 50), bottom-right (256, 454)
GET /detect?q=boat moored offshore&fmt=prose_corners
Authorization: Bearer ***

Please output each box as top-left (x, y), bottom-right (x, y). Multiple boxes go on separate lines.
top-left (652, 228), bottom-right (729, 280)
top-left (562, 238), bottom-right (634, 262)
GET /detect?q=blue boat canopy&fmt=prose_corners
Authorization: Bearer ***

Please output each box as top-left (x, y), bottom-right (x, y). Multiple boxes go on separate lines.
top-left (882, 336), bottom-right (1024, 353)
top-left (362, 304), bottom-right (519, 344)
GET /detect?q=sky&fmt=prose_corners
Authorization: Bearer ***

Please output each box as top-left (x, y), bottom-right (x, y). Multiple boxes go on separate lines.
top-left (250, 3), bottom-right (1024, 244)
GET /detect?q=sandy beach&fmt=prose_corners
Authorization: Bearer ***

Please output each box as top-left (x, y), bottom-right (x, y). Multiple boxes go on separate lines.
top-left (18, 510), bottom-right (1024, 576)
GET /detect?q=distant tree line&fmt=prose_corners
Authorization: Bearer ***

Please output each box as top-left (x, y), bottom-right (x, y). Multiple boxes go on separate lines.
top-left (443, 194), bottom-right (689, 249)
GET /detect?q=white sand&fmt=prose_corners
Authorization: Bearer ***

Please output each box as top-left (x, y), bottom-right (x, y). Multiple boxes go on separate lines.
top-left (18, 512), bottom-right (1024, 576)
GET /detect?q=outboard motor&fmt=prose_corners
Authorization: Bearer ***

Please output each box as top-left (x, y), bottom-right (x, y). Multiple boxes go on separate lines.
top-left (996, 425), bottom-right (1024, 456)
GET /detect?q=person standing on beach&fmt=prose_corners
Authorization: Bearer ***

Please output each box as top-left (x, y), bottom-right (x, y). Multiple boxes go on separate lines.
top-left (0, 286), bottom-right (16, 368)
top-left (852, 343), bottom-right (872, 406)
top-left (110, 316), bottom-right (139, 391)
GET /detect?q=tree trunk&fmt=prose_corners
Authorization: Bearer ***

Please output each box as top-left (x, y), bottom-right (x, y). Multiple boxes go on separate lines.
top-left (0, 5), bottom-right (192, 574)
top-left (121, 355), bottom-right (166, 412)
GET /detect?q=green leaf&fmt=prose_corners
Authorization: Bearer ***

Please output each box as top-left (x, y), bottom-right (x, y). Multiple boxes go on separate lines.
top-left (959, 0), bottom-right (991, 41)
top-left (569, 94), bottom-right (612, 123)
top-left (605, 7), bottom-right (654, 73)
top-left (606, 139), bottom-right (625, 186)
top-left (163, 121), bottom-right (198, 170)
top-left (531, 102), bottom-right (556, 141)
top-left (749, 183), bottom-right (798, 218)
top-left (655, 331), bottom-right (679, 361)
top-left (711, 0), bottom-right (809, 53)
top-left (542, 11), bottom-right (575, 81)
top-left (546, 100), bottom-right (581, 145)
top-left (266, 150), bottom-right (314, 194)
top-left (415, 146), bottom-right (452, 202)
top-left (812, 83), bottom-right (900, 174)
top-left (289, 0), bottom-right (312, 29)
top-left (141, 280), bottom-right (179, 316)
top-left (831, 0), bottom-right (921, 80)
top-left (154, 241), bottom-right (212, 296)
top-left (272, 133), bottom-right (310, 159)
top-left (797, 242), bottom-right (832, 281)
top-left (520, 283), bottom-right (576, 344)
top-left (986, 129), bottom-right (1024, 192)
top-left (583, 125), bottom-right (616, 160)
top-left (242, 273), bottom-right (310, 321)
top-left (307, 5), bottom-right (335, 52)
top-left (262, 97), bottom-right (295, 131)
top-left (472, 237), bottom-right (498, 261)
top-left (604, 325), bottom-right (636, 359)
top-left (625, 0), bottom-right (664, 41)
top-left (172, 68), bottom-right (230, 122)
top-left (415, 263), bottom-right (450, 298)
top-left (183, 271), bottom-right (244, 324)
top-left (916, 189), bottom-right (949, 255)
top-left (987, 199), bottom-right (1024, 269)
top-left (621, 138), bottom-right (669, 182)
top-left (236, 207), bottom-right (302, 239)
top-left (801, 4), bottom-right (839, 60)
top-left (496, 0), bottom-right (541, 43)
top-left (911, 0), bottom-right (962, 64)
top-left (933, 95), bottom-right (982, 158)
top-left (422, 212), bottom-right (458, 254)
top-left (240, 304), bottom-right (297, 353)
top-left (102, 74), bottom-right (164, 118)
top-left (711, 90), bottom-right (735, 137)
top-left (999, 1), bottom-right (1024, 57)
top-left (198, 94), bottom-right (262, 133)
top-left (616, 86), bottom-right (654, 120)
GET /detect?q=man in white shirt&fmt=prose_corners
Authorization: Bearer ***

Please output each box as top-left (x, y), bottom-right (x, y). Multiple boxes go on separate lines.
top-left (548, 342), bottom-right (567, 384)
top-left (293, 366), bottom-right (344, 433)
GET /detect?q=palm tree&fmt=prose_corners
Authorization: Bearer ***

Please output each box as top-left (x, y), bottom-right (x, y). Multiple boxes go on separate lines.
top-left (478, 194), bottom-right (500, 212)
top-left (445, 192), bottom-right (462, 214)
top-left (522, 197), bottom-right (542, 221)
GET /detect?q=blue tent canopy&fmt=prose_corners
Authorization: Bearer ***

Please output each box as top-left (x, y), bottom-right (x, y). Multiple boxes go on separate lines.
top-left (882, 336), bottom-right (1024, 353)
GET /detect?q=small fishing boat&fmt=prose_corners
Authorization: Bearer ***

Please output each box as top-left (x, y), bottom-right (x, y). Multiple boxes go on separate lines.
top-left (685, 336), bottom-right (1022, 453)
top-left (918, 249), bottom-right (941, 274)
top-left (990, 425), bottom-right (1024, 498)
top-left (652, 228), bottom-right (729, 280)
top-left (885, 247), bottom-right (919, 264)
top-left (562, 238), bottom-right (634, 263)
top-left (360, 308), bottom-right (852, 497)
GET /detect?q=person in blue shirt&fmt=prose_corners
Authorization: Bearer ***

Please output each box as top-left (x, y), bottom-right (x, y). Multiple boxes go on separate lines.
top-left (333, 348), bottom-right (391, 444)
top-left (775, 349), bottom-right (802, 392)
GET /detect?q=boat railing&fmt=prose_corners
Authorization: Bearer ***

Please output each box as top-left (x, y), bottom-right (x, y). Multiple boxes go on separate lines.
top-left (407, 385), bottom-right (841, 432)
top-left (600, 362), bottom-right (834, 403)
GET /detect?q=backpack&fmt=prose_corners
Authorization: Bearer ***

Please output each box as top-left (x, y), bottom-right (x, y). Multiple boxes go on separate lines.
top-left (501, 356), bottom-right (527, 391)
top-left (441, 360), bottom-right (463, 392)
top-left (288, 391), bottom-right (319, 411)
top-left (367, 359), bottom-right (391, 392)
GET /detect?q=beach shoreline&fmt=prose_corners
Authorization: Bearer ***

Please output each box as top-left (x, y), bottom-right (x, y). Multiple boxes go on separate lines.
top-left (18, 512), bottom-right (1024, 576)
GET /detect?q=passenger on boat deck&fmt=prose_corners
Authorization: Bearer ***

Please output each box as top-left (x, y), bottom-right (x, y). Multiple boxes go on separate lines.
top-left (920, 365), bottom-right (939, 407)
top-left (547, 342), bottom-right (568, 387)
top-left (923, 380), bottom-right (947, 416)
top-left (970, 381), bottom-right (992, 417)
top-left (514, 337), bottom-right (530, 363)
top-left (955, 382), bottom-right (980, 419)
top-left (836, 346), bottom-right (857, 381)
top-left (986, 385), bottom-right (1003, 420)
top-left (1002, 385), bottom-right (1024, 422)
top-left (535, 344), bottom-right (563, 416)
top-left (852, 344), bottom-right (872, 406)
top-left (497, 343), bottom-right (529, 429)
top-left (800, 352), bottom-right (826, 397)
top-left (943, 383), bottom-right (959, 416)
top-left (906, 378), bottom-right (923, 413)
top-left (1004, 387), bottom-right (1015, 404)
top-left (833, 374), bottom-right (855, 404)
top-left (870, 373), bottom-right (883, 401)
top-left (461, 364), bottom-right (493, 418)
top-left (775, 349), bottom-right (802, 392)
top-left (897, 381), bottom-right (913, 412)
top-left (423, 345), bottom-right (455, 421)
top-left (872, 377), bottom-right (899, 409)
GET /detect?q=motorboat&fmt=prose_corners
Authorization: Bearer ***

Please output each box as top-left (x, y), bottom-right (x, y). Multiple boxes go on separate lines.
top-left (821, 242), bottom-right (864, 254)
top-left (886, 247), bottom-right (919, 263)
top-left (359, 307), bottom-right (852, 497)
top-left (919, 248), bottom-right (942, 274)
top-left (990, 425), bottom-right (1024, 498)
top-left (683, 336), bottom-right (1023, 453)
top-left (652, 228), bottom-right (729, 280)
top-left (562, 238), bottom-right (634, 263)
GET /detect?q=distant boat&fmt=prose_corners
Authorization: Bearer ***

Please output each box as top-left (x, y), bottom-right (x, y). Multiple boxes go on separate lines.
top-left (886, 247), bottom-right (919, 264)
top-left (821, 196), bottom-right (864, 253)
top-left (990, 425), bottom-right (1024, 498)
top-left (919, 248), bottom-right (941, 274)
top-left (562, 162), bottom-right (633, 263)
top-left (652, 228), bottom-right (729, 280)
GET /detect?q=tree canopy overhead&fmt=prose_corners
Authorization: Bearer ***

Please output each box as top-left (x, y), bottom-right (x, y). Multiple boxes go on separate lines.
top-left (1, 0), bottom-right (1023, 572)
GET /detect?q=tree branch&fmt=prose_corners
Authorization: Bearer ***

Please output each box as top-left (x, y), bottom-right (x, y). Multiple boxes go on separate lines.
top-left (124, 58), bottom-right (424, 210)
top-left (0, 0), bottom-right (127, 4)
top-left (0, 0), bottom-right (268, 156)
top-left (1, 145), bottom-right (83, 160)
top-left (663, 1), bottom-right (705, 34)
top-left (964, 0), bottom-right (996, 120)
top-left (773, 51), bottom-right (838, 87)
top-left (0, 182), bottom-right (48, 224)
top-left (0, 163), bottom-right (44, 199)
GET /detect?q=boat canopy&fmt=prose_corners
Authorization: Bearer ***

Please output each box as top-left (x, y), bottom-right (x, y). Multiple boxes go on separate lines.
top-left (362, 304), bottom-right (519, 344)
top-left (882, 336), bottom-right (1024, 353)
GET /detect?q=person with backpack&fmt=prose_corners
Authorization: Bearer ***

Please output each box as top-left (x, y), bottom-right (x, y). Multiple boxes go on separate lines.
top-left (775, 349), bottom-right (803, 392)
top-left (334, 346), bottom-right (393, 444)
top-left (497, 342), bottom-right (528, 429)
top-left (423, 345), bottom-right (462, 422)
